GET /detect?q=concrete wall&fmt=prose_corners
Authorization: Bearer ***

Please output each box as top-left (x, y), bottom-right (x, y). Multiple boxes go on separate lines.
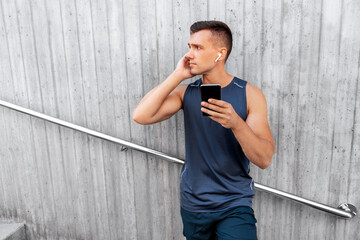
top-left (0, 0), bottom-right (359, 239)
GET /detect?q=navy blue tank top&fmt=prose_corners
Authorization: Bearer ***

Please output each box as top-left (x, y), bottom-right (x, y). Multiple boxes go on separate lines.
top-left (180, 77), bottom-right (254, 212)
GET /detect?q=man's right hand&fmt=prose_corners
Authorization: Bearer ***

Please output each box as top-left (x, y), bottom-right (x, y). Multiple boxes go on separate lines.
top-left (174, 55), bottom-right (195, 80)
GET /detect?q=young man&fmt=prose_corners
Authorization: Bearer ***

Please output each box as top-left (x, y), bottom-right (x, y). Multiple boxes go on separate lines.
top-left (133, 21), bottom-right (274, 240)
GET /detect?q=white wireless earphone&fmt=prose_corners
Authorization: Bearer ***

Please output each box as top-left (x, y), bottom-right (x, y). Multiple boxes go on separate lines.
top-left (215, 53), bottom-right (222, 62)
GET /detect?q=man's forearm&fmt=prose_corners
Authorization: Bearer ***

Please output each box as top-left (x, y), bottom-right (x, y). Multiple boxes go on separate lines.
top-left (133, 71), bottom-right (184, 123)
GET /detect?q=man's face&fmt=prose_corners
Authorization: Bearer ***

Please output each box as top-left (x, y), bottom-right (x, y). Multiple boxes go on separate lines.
top-left (186, 30), bottom-right (220, 75)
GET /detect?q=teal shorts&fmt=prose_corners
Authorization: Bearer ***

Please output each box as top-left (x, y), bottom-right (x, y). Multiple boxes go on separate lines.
top-left (180, 206), bottom-right (257, 240)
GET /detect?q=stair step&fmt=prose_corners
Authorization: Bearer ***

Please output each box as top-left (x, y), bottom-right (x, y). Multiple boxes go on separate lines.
top-left (0, 221), bottom-right (26, 240)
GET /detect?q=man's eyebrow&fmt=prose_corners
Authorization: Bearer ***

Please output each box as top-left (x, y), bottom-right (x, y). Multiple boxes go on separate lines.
top-left (188, 42), bottom-right (204, 48)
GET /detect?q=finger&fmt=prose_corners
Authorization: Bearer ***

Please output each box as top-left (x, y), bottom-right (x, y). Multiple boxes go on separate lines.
top-left (201, 101), bottom-right (226, 114)
top-left (201, 107), bottom-right (222, 117)
top-left (208, 115), bottom-right (226, 126)
top-left (184, 55), bottom-right (190, 62)
top-left (201, 107), bottom-right (226, 121)
top-left (208, 115), bottom-right (218, 122)
top-left (201, 107), bottom-right (212, 115)
top-left (208, 98), bottom-right (228, 107)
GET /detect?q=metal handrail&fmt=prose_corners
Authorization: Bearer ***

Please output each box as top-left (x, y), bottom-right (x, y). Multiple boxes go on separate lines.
top-left (0, 99), bottom-right (357, 219)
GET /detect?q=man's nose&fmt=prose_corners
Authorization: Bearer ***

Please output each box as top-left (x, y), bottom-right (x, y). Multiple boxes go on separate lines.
top-left (186, 49), bottom-right (194, 59)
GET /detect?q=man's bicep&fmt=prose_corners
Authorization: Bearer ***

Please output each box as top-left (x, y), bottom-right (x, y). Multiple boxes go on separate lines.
top-left (149, 84), bottom-right (187, 123)
top-left (245, 86), bottom-right (274, 143)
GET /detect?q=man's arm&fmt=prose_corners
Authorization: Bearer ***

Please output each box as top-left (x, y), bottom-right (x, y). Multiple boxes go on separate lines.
top-left (200, 84), bottom-right (275, 169)
top-left (133, 56), bottom-right (192, 125)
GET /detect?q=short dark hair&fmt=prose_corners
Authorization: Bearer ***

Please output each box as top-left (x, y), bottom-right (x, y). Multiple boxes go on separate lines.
top-left (190, 21), bottom-right (233, 61)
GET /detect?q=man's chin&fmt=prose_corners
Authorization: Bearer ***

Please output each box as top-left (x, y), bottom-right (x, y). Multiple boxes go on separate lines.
top-left (190, 68), bottom-right (203, 75)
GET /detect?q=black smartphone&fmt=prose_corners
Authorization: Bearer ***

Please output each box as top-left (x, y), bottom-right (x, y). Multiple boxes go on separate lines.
top-left (200, 84), bottom-right (221, 116)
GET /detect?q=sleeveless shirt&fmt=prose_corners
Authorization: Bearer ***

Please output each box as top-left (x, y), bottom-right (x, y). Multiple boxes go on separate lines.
top-left (180, 77), bottom-right (254, 212)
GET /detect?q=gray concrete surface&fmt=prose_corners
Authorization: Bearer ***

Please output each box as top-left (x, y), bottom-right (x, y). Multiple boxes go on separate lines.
top-left (0, 0), bottom-right (359, 239)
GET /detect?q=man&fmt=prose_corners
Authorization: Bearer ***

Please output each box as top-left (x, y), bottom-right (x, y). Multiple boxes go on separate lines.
top-left (133, 21), bottom-right (274, 240)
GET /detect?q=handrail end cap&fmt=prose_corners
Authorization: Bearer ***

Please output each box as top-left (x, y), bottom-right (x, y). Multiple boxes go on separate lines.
top-left (338, 203), bottom-right (357, 219)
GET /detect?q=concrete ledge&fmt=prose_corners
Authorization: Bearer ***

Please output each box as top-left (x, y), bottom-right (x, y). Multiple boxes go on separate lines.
top-left (0, 222), bottom-right (26, 240)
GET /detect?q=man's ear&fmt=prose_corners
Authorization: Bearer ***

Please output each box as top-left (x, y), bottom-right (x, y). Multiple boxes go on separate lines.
top-left (218, 48), bottom-right (227, 61)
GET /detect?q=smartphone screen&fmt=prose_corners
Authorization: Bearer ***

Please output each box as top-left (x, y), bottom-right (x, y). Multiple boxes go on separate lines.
top-left (200, 84), bottom-right (221, 116)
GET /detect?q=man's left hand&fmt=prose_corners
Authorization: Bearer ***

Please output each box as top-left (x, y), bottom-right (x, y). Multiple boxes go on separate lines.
top-left (201, 98), bottom-right (242, 129)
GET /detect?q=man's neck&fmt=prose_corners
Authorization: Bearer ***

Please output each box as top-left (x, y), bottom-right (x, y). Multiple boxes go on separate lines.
top-left (202, 68), bottom-right (233, 88)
